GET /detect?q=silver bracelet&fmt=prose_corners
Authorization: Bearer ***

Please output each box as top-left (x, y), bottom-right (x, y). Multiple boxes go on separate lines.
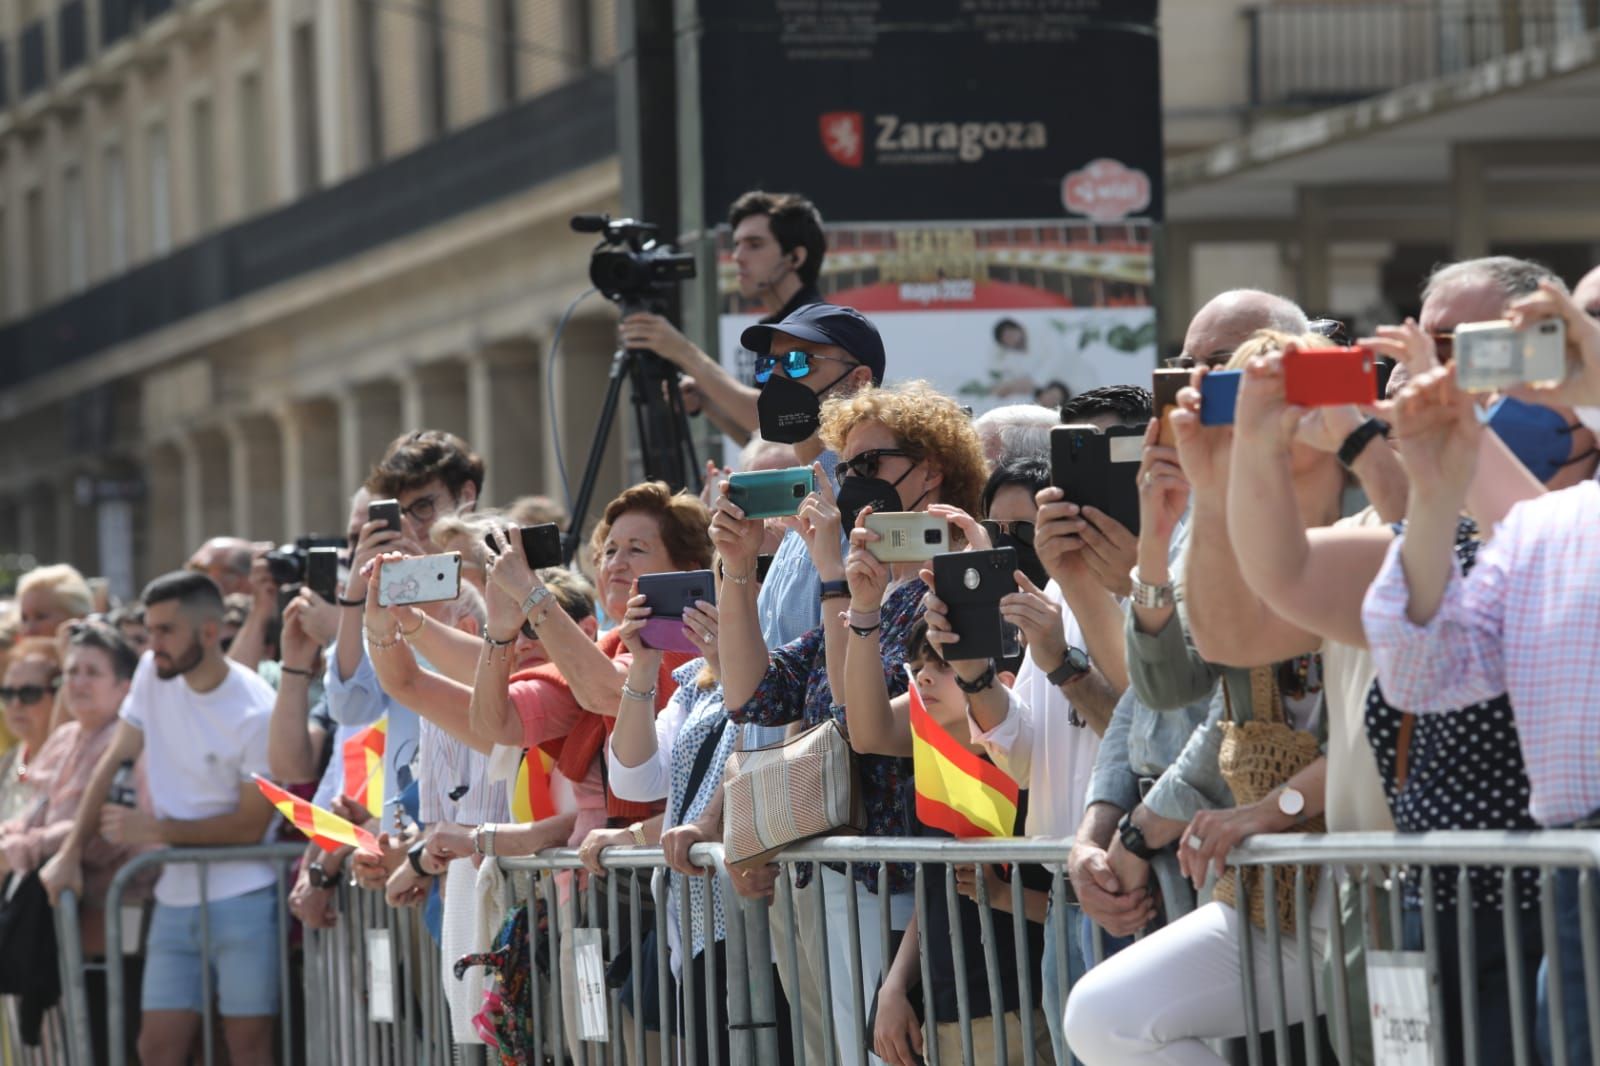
top-left (472, 823), bottom-right (499, 858)
top-left (620, 681), bottom-right (657, 703)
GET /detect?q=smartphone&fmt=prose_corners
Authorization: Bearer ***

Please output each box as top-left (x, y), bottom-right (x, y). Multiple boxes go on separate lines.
top-left (1282, 345), bottom-right (1379, 407)
top-left (931, 548), bottom-right (1019, 661)
top-left (306, 547), bottom-right (340, 603)
top-left (1049, 423), bottom-right (1143, 535)
top-left (1454, 317), bottom-right (1566, 393)
top-left (485, 524), bottom-right (564, 569)
top-left (1152, 368), bottom-right (1190, 446)
top-left (376, 552), bottom-right (462, 607)
top-left (368, 499), bottom-right (403, 535)
top-left (727, 466), bottom-right (816, 519)
top-left (637, 570), bottom-right (716, 653)
top-left (863, 512), bottom-right (948, 563)
top-left (1199, 370), bottom-right (1242, 426)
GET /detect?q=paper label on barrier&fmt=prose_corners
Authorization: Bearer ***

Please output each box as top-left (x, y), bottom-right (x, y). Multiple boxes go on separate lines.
top-left (1367, 950), bottom-right (1435, 1066)
top-left (573, 927), bottom-right (609, 1041)
top-left (121, 905), bottom-right (142, 957)
top-left (367, 929), bottom-right (397, 1024)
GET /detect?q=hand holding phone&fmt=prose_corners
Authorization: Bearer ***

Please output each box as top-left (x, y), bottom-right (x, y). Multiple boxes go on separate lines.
top-left (1455, 317), bottom-right (1566, 393)
top-left (376, 553), bottom-right (463, 607)
top-left (636, 571), bottom-right (716, 653)
top-left (1282, 345), bottom-right (1379, 407)
top-left (1152, 368), bottom-right (1190, 445)
top-left (931, 548), bottom-right (1019, 661)
top-left (485, 524), bottom-right (564, 569)
top-left (1198, 370), bottom-right (1242, 426)
top-left (368, 499), bottom-right (403, 535)
top-left (727, 466), bottom-right (817, 520)
top-left (1050, 424), bottom-right (1144, 535)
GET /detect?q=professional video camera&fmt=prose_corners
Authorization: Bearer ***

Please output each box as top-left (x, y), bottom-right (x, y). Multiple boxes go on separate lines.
top-left (562, 215), bottom-right (703, 562)
top-left (573, 214), bottom-right (696, 307)
top-left (263, 535), bottom-right (347, 587)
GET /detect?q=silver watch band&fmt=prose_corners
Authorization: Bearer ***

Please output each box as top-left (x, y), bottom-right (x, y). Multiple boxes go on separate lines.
top-left (1129, 567), bottom-right (1175, 609)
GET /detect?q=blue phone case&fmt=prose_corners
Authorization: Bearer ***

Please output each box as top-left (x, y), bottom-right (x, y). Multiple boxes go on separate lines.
top-left (1199, 371), bottom-right (1242, 426)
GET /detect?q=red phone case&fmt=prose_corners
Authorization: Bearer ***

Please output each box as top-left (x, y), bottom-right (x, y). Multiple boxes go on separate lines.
top-left (1282, 345), bottom-right (1378, 407)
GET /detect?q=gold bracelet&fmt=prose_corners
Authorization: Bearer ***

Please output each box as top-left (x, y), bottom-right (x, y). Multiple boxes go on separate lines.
top-left (366, 628), bottom-right (402, 650)
top-left (398, 612), bottom-right (425, 639)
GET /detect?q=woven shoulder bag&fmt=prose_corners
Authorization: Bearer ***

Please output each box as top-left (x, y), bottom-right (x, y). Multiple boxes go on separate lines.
top-left (723, 718), bottom-right (864, 866)
top-left (1211, 665), bottom-right (1324, 935)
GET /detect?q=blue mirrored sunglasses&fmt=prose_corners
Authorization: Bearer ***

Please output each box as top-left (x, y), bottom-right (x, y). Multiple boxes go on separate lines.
top-left (753, 349), bottom-right (855, 384)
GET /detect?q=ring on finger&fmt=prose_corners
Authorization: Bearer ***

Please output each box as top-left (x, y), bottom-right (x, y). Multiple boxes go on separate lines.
top-left (1186, 834), bottom-right (1204, 850)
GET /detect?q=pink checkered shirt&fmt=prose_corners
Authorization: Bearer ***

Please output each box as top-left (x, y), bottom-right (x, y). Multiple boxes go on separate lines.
top-left (1363, 479), bottom-right (1600, 828)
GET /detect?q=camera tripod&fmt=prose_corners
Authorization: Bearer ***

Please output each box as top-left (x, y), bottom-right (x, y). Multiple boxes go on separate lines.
top-left (564, 301), bottom-right (700, 564)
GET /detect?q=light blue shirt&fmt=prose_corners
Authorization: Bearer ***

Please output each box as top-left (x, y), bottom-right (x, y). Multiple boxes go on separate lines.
top-left (746, 448), bottom-right (839, 747)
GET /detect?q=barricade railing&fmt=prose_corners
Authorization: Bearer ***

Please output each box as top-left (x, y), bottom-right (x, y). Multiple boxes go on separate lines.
top-left (1224, 830), bottom-right (1600, 1066)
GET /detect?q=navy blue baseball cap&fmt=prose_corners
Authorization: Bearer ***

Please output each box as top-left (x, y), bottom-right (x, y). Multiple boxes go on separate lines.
top-left (741, 303), bottom-right (886, 385)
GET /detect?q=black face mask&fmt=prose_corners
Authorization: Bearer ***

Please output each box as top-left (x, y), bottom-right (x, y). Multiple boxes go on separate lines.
top-left (756, 368), bottom-right (852, 445)
top-left (836, 465), bottom-right (930, 529)
top-left (991, 532), bottom-right (1048, 590)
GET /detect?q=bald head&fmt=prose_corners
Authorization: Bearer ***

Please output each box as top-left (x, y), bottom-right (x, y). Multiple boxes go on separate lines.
top-left (1182, 290), bottom-right (1309, 367)
top-left (185, 536), bottom-right (254, 597)
top-left (1574, 265), bottom-right (1600, 317)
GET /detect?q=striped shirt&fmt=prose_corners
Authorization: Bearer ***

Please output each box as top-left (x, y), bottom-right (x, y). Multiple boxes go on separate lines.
top-left (1363, 481), bottom-right (1600, 827)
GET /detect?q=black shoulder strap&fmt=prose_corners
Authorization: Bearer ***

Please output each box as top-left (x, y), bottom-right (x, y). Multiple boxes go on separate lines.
top-left (680, 717), bottom-right (731, 815)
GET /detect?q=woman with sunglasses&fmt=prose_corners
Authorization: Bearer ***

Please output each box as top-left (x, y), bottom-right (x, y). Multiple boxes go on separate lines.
top-left (0, 638), bottom-right (63, 824)
top-left (718, 380), bottom-right (990, 1066)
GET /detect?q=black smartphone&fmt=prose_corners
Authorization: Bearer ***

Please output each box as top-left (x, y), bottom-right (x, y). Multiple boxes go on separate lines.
top-left (1050, 423), bottom-right (1144, 536)
top-left (368, 499), bottom-right (403, 535)
top-left (306, 547), bottom-right (340, 603)
top-left (485, 524), bottom-right (564, 569)
top-left (931, 547), bottom-right (1019, 661)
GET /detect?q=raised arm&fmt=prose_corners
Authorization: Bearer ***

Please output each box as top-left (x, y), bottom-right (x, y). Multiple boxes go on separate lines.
top-left (270, 596), bottom-right (327, 783)
top-left (711, 486), bottom-right (772, 710)
top-left (842, 508), bottom-right (913, 756)
top-left (620, 313), bottom-right (760, 438)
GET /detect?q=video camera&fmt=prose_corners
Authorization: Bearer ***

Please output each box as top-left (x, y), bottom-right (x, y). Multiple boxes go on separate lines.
top-left (572, 214), bottom-right (696, 309)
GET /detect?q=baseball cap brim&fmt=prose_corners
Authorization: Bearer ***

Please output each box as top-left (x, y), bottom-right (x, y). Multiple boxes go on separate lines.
top-left (739, 321), bottom-right (840, 355)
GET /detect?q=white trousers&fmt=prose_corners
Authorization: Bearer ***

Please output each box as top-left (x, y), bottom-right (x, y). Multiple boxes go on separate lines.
top-left (1065, 886), bottom-right (1330, 1066)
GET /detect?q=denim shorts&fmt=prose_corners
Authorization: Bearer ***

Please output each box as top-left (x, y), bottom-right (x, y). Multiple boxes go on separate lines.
top-left (142, 885), bottom-right (281, 1016)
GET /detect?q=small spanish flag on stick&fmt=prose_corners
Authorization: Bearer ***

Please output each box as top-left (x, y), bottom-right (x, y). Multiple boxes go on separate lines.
top-left (511, 748), bottom-right (558, 823)
top-left (341, 717), bottom-right (387, 814)
top-left (255, 775), bottom-right (381, 856)
top-left (908, 666), bottom-right (1019, 839)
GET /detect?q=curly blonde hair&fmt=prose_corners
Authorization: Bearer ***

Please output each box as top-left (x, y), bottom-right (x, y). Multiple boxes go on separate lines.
top-left (819, 380), bottom-right (989, 518)
top-left (587, 482), bottom-right (714, 571)
top-left (1226, 330), bottom-right (1333, 371)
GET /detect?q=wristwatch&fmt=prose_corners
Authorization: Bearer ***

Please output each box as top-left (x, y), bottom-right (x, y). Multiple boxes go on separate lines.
top-left (1337, 417), bottom-right (1391, 470)
top-left (819, 579), bottom-right (850, 601)
top-left (627, 821), bottom-right (648, 846)
top-left (1129, 567), bottom-right (1176, 610)
top-left (307, 860), bottom-right (338, 889)
top-left (1045, 646), bottom-right (1092, 687)
top-left (1276, 785), bottom-right (1306, 820)
top-left (954, 661), bottom-right (998, 694)
top-left (406, 841), bottom-right (434, 879)
top-left (1117, 811), bottom-right (1166, 862)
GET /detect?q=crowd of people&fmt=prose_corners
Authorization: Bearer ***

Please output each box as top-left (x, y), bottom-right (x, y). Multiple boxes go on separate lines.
top-left (2, 184), bottom-right (1600, 1066)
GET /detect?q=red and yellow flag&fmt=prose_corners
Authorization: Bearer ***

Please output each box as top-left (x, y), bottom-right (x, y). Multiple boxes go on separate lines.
top-left (511, 747), bottom-right (558, 823)
top-left (255, 775), bottom-right (381, 856)
top-left (908, 668), bottom-right (1019, 839)
top-left (341, 718), bottom-right (387, 814)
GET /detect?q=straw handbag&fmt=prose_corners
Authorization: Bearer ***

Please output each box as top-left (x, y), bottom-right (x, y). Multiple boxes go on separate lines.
top-left (1211, 665), bottom-right (1324, 935)
top-left (723, 718), bottom-right (864, 866)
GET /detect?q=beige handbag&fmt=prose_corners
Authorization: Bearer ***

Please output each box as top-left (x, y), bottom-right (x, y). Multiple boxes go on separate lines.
top-left (1211, 665), bottom-right (1324, 935)
top-left (723, 718), bottom-right (864, 866)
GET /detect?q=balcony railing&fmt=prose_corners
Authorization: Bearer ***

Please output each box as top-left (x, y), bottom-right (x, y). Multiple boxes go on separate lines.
top-left (19, 20), bottom-right (46, 99)
top-left (1245, 1), bottom-right (1596, 109)
top-left (59, 0), bottom-right (87, 74)
top-left (0, 71), bottom-right (618, 391)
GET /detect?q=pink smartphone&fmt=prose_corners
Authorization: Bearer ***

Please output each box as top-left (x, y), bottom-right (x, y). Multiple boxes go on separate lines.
top-left (637, 570), bottom-right (715, 654)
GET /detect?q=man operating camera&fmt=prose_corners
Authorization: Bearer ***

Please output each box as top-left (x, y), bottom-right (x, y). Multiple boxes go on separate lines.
top-left (618, 190), bottom-right (827, 443)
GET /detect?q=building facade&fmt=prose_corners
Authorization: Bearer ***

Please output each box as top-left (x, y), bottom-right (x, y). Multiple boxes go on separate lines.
top-left (0, 0), bottom-right (628, 598)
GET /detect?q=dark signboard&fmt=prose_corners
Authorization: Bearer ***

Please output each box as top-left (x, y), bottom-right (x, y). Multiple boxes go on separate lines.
top-left (693, 0), bottom-right (1162, 224)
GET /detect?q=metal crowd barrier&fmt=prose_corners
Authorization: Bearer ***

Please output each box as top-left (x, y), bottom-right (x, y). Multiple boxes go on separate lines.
top-left (501, 837), bottom-right (1092, 1066)
top-left (1225, 830), bottom-right (1600, 1066)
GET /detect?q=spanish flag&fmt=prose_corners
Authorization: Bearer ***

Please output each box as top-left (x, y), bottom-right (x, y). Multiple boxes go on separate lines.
top-left (908, 667), bottom-right (1019, 839)
top-left (341, 718), bottom-right (387, 815)
top-left (255, 775), bottom-right (381, 856)
top-left (511, 747), bottom-right (559, 823)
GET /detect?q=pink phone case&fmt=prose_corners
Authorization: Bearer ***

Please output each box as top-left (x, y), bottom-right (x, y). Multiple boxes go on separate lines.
top-left (639, 616), bottom-right (698, 654)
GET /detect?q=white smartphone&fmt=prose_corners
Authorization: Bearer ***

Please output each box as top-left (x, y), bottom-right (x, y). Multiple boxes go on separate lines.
top-left (377, 552), bottom-right (463, 607)
top-left (1454, 317), bottom-right (1565, 392)
top-left (863, 512), bottom-right (948, 563)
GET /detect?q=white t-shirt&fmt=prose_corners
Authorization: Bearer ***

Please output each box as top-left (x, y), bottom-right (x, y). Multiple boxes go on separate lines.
top-left (970, 581), bottom-right (1102, 839)
top-left (120, 653), bottom-right (278, 906)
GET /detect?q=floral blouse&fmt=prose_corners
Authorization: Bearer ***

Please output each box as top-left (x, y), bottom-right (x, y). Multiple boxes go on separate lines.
top-left (728, 578), bottom-right (925, 895)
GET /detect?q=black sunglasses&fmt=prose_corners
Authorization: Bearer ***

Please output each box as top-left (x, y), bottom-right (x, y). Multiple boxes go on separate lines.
top-left (520, 620), bottom-right (538, 641)
top-left (980, 519), bottom-right (1035, 546)
top-left (0, 681), bottom-right (59, 706)
top-left (834, 448), bottom-right (916, 483)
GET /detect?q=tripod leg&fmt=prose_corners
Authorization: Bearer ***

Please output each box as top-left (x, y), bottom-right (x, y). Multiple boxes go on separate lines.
top-left (564, 349), bottom-right (632, 565)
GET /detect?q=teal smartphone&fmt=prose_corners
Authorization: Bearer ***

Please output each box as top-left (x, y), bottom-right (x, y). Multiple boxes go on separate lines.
top-left (726, 466), bottom-right (816, 519)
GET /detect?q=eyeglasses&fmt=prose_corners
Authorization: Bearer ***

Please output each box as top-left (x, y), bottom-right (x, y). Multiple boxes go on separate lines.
top-left (1162, 352), bottom-right (1232, 370)
top-left (0, 681), bottom-right (59, 706)
top-left (1430, 332), bottom-right (1454, 364)
top-left (980, 519), bottom-right (1035, 546)
top-left (400, 494), bottom-right (441, 523)
top-left (520, 620), bottom-right (538, 641)
top-left (753, 350), bottom-right (859, 384)
top-left (834, 448), bottom-right (916, 483)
